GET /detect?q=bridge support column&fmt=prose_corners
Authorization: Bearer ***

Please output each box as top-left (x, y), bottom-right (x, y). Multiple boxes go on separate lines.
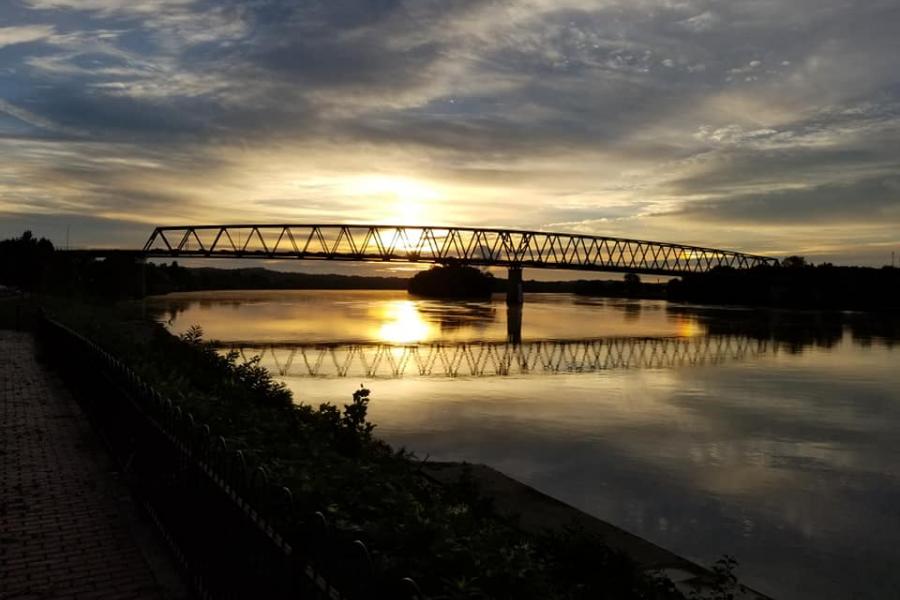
top-left (506, 266), bottom-right (523, 306)
top-left (506, 306), bottom-right (522, 345)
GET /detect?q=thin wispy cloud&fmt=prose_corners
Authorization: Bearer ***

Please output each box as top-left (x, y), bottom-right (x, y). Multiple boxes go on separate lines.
top-left (0, 24), bottom-right (55, 48)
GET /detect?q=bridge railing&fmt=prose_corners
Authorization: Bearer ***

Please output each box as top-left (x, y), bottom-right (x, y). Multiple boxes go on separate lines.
top-left (143, 225), bottom-right (779, 275)
top-left (36, 314), bottom-right (424, 600)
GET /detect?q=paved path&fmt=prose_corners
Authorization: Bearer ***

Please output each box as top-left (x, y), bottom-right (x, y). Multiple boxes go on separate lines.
top-left (1, 331), bottom-right (175, 600)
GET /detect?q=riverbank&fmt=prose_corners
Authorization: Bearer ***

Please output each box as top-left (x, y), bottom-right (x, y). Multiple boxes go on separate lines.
top-left (12, 294), bottom-right (761, 599)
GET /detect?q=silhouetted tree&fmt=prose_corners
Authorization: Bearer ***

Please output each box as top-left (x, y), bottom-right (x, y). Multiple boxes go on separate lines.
top-left (0, 231), bottom-right (55, 290)
top-left (408, 265), bottom-right (494, 298)
top-left (669, 263), bottom-right (900, 310)
top-left (623, 272), bottom-right (642, 297)
top-left (781, 255), bottom-right (808, 268)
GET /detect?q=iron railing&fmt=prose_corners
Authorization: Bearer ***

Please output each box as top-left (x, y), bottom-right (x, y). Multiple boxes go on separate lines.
top-left (37, 315), bottom-right (423, 600)
top-left (142, 225), bottom-right (779, 276)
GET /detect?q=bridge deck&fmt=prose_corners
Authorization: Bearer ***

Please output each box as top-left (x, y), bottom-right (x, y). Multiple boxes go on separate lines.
top-left (137, 224), bottom-right (777, 276)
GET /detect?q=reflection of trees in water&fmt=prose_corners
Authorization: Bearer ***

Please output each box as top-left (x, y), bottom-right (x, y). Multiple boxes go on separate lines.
top-left (423, 302), bottom-right (497, 332)
top-left (708, 311), bottom-right (842, 353)
top-left (620, 302), bottom-right (642, 322)
top-left (668, 306), bottom-right (900, 352)
top-left (846, 314), bottom-right (899, 348)
top-left (146, 298), bottom-right (247, 326)
top-left (573, 297), bottom-right (674, 322)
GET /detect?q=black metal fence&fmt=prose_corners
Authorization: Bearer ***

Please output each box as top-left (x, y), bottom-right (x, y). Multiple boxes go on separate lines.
top-left (37, 314), bottom-right (423, 600)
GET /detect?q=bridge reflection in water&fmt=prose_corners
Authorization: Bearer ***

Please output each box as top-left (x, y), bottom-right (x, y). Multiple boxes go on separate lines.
top-left (225, 336), bottom-right (768, 379)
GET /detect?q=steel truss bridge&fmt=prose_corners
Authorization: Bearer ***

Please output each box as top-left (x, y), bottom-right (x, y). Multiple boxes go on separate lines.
top-left (142, 224), bottom-right (778, 277)
top-left (226, 336), bottom-right (768, 379)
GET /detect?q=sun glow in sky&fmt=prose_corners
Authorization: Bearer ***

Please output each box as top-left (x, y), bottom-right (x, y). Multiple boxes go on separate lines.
top-left (342, 176), bottom-right (442, 226)
top-left (1, 0), bottom-right (899, 266)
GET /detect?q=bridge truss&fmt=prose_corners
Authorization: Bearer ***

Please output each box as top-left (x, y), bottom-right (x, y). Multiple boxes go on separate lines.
top-left (228, 336), bottom-right (768, 379)
top-left (144, 225), bottom-right (777, 276)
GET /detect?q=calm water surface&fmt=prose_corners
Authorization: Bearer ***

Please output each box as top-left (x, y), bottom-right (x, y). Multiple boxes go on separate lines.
top-left (147, 290), bottom-right (900, 600)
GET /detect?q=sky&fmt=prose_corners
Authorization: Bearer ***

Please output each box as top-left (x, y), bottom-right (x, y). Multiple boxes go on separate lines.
top-left (1, 0), bottom-right (899, 268)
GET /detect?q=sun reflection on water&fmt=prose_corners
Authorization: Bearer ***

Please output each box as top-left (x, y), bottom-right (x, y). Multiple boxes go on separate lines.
top-left (376, 300), bottom-right (434, 344)
top-left (674, 316), bottom-right (704, 337)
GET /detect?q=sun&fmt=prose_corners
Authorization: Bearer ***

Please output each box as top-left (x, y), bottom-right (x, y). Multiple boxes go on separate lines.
top-left (344, 175), bottom-right (441, 226)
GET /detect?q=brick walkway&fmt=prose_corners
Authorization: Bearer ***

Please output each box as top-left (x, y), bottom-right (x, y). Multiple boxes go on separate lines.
top-left (1, 331), bottom-right (170, 599)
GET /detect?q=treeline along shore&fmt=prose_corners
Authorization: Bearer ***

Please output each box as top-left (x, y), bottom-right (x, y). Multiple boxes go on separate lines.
top-left (670, 257), bottom-right (900, 311)
top-left (1, 231), bottom-right (898, 311)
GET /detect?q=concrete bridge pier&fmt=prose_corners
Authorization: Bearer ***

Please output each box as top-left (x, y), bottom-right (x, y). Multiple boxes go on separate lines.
top-left (506, 266), bottom-right (524, 306)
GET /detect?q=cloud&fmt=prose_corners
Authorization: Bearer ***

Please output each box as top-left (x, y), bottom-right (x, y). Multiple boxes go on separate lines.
top-left (0, 98), bottom-right (76, 133)
top-left (675, 10), bottom-right (720, 33)
top-left (0, 24), bottom-right (54, 48)
top-left (666, 176), bottom-right (900, 226)
top-left (24, 0), bottom-right (194, 14)
top-left (0, 0), bottom-right (898, 264)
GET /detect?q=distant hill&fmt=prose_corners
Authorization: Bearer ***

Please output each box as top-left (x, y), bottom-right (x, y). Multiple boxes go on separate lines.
top-left (147, 262), bottom-right (673, 299)
top-left (145, 263), bottom-right (407, 294)
top-left (147, 262), bottom-right (670, 299)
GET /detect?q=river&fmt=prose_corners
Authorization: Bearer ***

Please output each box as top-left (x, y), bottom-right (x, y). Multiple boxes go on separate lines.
top-left (145, 289), bottom-right (900, 600)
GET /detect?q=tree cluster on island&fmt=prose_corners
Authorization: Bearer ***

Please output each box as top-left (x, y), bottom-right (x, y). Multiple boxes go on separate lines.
top-left (407, 264), bottom-right (495, 299)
